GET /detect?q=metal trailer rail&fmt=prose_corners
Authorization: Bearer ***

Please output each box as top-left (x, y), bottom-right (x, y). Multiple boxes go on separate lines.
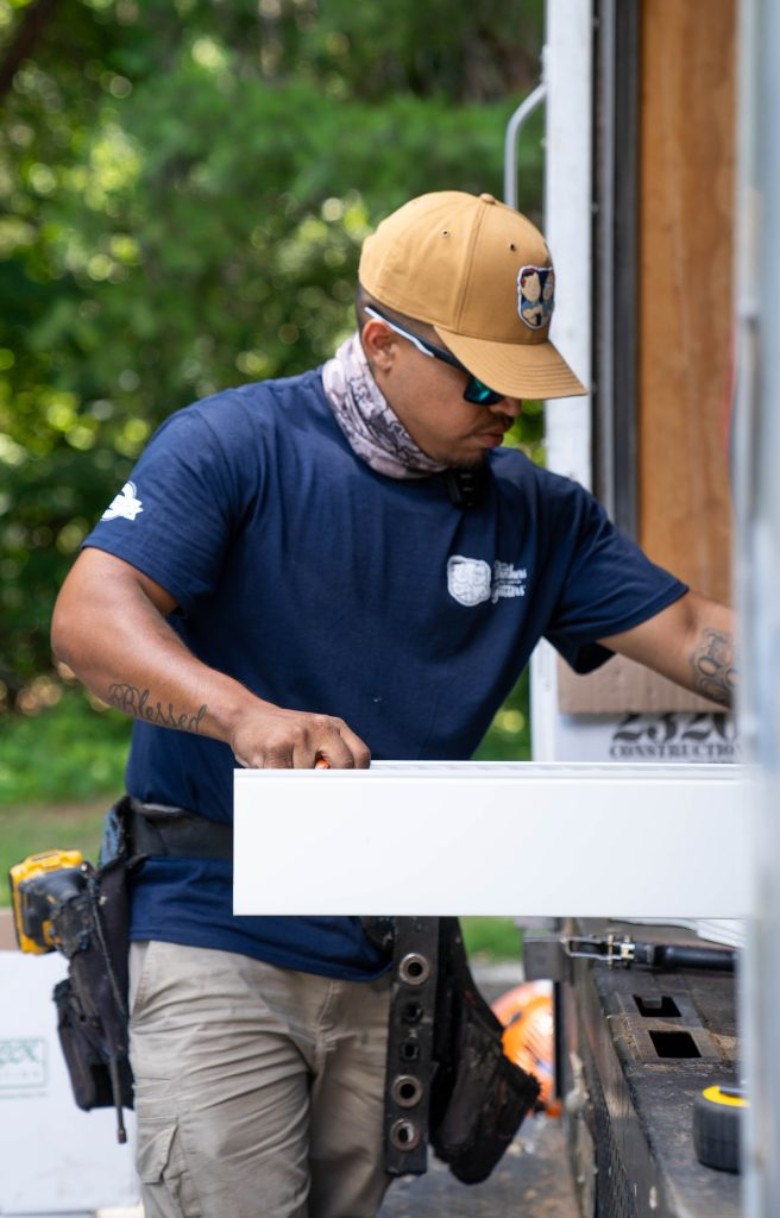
top-left (734, 0), bottom-right (780, 1213)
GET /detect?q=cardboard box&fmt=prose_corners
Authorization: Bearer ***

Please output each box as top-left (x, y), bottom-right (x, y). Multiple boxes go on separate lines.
top-left (0, 908), bottom-right (17, 952)
top-left (0, 930), bottom-right (139, 1214)
top-left (557, 654), bottom-right (724, 715)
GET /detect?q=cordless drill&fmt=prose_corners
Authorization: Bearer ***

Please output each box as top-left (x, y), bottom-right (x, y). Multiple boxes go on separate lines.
top-left (8, 850), bottom-right (88, 954)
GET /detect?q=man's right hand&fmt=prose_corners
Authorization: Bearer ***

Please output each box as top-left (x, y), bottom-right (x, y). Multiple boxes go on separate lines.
top-left (230, 705), bottom-right (370, 770)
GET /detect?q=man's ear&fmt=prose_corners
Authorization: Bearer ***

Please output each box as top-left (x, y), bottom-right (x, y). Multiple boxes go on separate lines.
top-left (360, 318), bottom-right (397, 372)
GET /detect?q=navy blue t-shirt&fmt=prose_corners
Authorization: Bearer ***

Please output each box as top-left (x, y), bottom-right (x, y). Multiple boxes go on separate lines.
top-left (84, 370), bottom-right (686, 978)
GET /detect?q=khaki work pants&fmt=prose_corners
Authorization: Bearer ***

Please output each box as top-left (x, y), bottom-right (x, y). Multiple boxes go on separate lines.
top-left (128, 940), bottom-right (393, 1218)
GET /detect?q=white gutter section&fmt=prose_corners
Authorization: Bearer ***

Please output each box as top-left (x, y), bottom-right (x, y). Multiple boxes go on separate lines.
top-left (234, 763), bottom-right (751, 919)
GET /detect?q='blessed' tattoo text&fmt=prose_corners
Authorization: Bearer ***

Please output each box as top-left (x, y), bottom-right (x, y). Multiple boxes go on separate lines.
top-left (107, 683), bottom-right (208, 732)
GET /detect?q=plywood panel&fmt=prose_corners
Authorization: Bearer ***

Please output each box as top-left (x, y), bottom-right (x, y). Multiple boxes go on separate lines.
top-left (557, 654), bottom-right (723, 715)
top-left (638, 0), bottom-right (736, 604)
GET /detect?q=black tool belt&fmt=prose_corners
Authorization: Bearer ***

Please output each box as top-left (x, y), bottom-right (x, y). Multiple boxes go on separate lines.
top-left (379, 916), bottom-right (544, 1183)
top-left (53, 796), bottom-right (232, 1143)
top-left (125, 796), bottom-right (233, 862)
top-left (383, 916), bottom-right (440, 1176)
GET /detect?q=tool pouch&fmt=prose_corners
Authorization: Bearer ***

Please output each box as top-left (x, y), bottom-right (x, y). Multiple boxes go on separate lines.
top-left (47, 795), bottom-right (236, 1141)
top-left (50, 799), bottom-right (137, 1142)
top-left (429, 917), bottom-right (541, 1184)
top-left (53, 972), bottom-right (134, 1113)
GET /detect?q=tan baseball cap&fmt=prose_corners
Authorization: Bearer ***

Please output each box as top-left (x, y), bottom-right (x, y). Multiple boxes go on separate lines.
top-left (359, 190), bottom-right (586, 400)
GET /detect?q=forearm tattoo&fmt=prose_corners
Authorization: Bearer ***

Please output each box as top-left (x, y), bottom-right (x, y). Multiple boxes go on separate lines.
top-left (690, 630), bottom-right (736, 707)
top-left (107, 683), bottom-right (208, 732)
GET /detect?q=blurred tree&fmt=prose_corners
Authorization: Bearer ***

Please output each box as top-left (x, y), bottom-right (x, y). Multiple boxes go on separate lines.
top-left (0, 0), bottom-right (544, 703)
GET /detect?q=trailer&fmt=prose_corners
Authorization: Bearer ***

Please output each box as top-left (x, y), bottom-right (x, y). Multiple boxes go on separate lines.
top-left (513, 2), bottom-right (778, 1215)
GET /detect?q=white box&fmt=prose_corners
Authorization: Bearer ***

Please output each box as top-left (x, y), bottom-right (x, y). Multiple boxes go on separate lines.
top-left (0, 950), bottom-right (139, 1216)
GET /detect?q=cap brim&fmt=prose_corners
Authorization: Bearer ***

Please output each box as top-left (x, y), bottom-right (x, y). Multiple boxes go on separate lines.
top-left (434, 328), bottom-right (587, 401)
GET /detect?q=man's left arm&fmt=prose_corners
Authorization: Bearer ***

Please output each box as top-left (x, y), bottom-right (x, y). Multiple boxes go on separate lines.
top-left (597, 591), bottom-right (736, 708)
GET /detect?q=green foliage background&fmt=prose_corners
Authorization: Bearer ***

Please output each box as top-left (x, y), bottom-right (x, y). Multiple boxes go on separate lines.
top-left (0, 0), bottom-right (544, 803)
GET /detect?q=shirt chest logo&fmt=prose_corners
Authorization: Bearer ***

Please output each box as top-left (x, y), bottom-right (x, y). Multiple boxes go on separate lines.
top-left (447, 556), bottom-right (527, 607)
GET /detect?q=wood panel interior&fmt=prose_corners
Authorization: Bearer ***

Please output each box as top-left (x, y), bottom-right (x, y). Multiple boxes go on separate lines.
top-left (637, 0), bottom-right (736, 602)
top-left (559, 0), bottom-right (737, 715)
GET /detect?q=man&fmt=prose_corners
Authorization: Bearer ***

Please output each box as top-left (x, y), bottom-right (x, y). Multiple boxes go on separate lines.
top-left (51, 190), bottom-right (735, 1218)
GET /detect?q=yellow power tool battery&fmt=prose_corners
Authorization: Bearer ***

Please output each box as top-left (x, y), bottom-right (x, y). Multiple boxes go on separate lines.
top-left (8, 849), bottom-right (86, 954)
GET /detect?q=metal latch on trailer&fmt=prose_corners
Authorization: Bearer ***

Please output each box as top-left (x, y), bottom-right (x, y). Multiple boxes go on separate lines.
top-left (524, 933), bottom-right (737, 982)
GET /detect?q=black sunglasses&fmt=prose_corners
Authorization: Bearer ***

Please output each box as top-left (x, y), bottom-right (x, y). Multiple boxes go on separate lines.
top-left (364, 305), bottom-right (505, 406)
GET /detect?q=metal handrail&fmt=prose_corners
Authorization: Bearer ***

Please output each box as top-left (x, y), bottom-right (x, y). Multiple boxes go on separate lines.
top-left (503, 78), bottom-right (546, 211)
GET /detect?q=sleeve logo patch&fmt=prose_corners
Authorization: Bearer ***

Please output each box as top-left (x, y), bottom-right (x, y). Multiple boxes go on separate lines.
top-left (101, 480), bottom-right (144, 522)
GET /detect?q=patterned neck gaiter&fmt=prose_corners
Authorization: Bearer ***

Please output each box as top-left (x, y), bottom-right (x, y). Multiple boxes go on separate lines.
top-left (322, 332), bottom-right (447, 479)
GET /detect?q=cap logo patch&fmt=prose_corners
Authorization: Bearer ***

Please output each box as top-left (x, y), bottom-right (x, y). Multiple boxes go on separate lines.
top-left (517, 265), bottom-right (555, 330)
